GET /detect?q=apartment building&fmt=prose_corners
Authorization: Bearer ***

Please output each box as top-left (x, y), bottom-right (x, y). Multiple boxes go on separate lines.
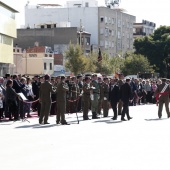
top-left (0, 1), bottom-right (18, 76)
top-left (24, 0), bottom-right (135, 57)
top-left (133, 20), bottom-right (156, 39)
top-left (13, 46), bottom-right (54, 75)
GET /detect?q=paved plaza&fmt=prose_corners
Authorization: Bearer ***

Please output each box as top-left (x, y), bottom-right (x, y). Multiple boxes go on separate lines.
top-left (1, 104), bottom-right (170, 170)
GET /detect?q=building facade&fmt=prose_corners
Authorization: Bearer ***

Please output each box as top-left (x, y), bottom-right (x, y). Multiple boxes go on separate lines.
top-left (24, 0), bottom-right (135, 57)
top-left (0, 1), bottom-right (18, 76)
top-left (133, 20), bottom-right (156, 39)
top-left (13, 46), bottom-right (54, 76)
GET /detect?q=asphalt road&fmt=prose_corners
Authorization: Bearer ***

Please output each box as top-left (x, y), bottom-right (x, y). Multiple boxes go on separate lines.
top-left (1, 104), bottom-right (170, 170)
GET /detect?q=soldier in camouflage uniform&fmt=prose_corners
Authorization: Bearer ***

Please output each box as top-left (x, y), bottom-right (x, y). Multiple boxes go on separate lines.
top-left (56, 76), bottom-right (70, 125)
top-left (82, 76), bottom-right (91, 120)
top-left (70, 76), bottom-right (80, 113)
top-left (91, 74), bottom-right (100, 119)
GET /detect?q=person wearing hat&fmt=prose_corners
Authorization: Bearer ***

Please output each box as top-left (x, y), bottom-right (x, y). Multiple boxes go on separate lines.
top-left (120, 78), bottom-right (133, 121)
top-left (39, 74), bottom-right (54, 124)
top-left (77, 74), bottom-right (83, 112)
top-left (90, 74), bottom-right (100, 119)
top-left (56, 76), bottom-right (70, 125)
top-left (155, 78), bottom-right (170, 118)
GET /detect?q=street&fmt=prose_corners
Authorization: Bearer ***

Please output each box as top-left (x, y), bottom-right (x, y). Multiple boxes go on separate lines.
top-left (1, 104), bottom-right (170, 170)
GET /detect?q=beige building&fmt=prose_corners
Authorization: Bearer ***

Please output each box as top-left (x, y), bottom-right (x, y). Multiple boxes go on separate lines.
top-left (13, 46), bottom-right (54, 76)
top-left (0, 1), bottom-right (18, 76)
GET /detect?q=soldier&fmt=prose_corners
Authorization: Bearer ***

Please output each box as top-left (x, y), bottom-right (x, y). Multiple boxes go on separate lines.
top-left (91, 74), bottom-right (100, 119)
top-left (82, 76), bottom-right (91, 120)
top-left (39, 74), bottom-right (54, 124)
top-left (56, 76), bottom-right (70, 125)
top-left (70, 76), bottom-right (80, 113)
top-left (155, 78), bottom-right (170, 119)
top-left (101, 77), bottom-right (110, 117)
top-left (77, 74), bottom-right (83, 112)
top-left (98, 77), bottom-right (103, 115)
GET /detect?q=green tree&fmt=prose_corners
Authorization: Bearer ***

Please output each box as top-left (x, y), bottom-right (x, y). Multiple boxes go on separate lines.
top-left (134, 26), bottom-right (170, 77)
top-left (121, 53), bottom-right (153, 76)
top-left (65, 43), bottom-right (86, 75)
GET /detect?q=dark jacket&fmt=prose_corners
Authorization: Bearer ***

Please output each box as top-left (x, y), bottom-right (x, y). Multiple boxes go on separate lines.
top-left (120, 82), bottom-right (132, 102)
top-left (109, 84), bottom-right (120, 103)
top-left (5, 86), bottom-right (18, 106)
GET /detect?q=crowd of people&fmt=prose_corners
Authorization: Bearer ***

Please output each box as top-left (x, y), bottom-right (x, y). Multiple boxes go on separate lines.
top-left (0, 73), bottom-right (169, 124)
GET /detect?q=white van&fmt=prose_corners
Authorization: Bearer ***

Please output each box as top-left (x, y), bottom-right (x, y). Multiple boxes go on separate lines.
top-left (124, 75), bottom-right (137, 79)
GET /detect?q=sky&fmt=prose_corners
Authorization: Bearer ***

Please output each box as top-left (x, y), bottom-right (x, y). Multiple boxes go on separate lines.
top-left (3, 0), bottom-right (170, 28)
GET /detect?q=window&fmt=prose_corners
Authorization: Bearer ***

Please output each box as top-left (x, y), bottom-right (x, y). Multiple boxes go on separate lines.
top-left (100, 28), bottom-right (104, 34)
top-left (13, 49), bottom-right (15, 52)
top-left (47, 25), bottom-right (51, 28)
top-left (105, 17), bottom-right (108, 24)
top-left (41, 25), bottom-right (44, 29)
top-left (100, 40), bottom-right (104, 46)
top-left (17, 49), bottom-right (19, 52)
top-left (0, 34), bottom-right (12, 45)
top-left (85, 2), bottom-right (89, 7)
top-left (118, 31), bottom-right (121, 39)
top-left (44, 63), bottom-right (47, 70)
top-left (50, 63), bottom-right (52, 70)
top-left (112, 18), bottom-right (115, 24)
top-left (100, 17), bottom-right (104, 22)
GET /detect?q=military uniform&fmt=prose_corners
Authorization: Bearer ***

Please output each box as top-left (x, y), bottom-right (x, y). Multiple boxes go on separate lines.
top-left (155, 81), bottom-right (170, 118)
top-left (98, 81), bottom-right (103, 115)
top-left (56, 81), bottom-right (69, 124)
top-left (39, 81), bottom-right (54, 124)
top-left (70, 82), bottom-right (80, 113)
top-left (82, 82), bottom-right (91, 120)
top-left (91, 79), bottom-right (100, 119)
top-left (101, 82), bottom-right (109, 117)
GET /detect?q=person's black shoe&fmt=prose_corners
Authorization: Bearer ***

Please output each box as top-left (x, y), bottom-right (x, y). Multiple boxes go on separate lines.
top-left (61, 122), bottom-right (70, 125)
top-left (83, 117), bottom-right (91, 120)
top-left (44, 122), bottom-right (50, 124)
top-left (56, 121), bottom-right (60, 124)
top-left (92, 116), bottom-right (100, 119)
top-left (121, 118), bottom-right (127, 121)
top-left (128, 117), bottom-right (133, 120)
top-left (168, 115), bottom-right (170, 118)
top-left (111, 117), bottom-right (117, 120)
top-left (39, 120), bottom-right (43, 124)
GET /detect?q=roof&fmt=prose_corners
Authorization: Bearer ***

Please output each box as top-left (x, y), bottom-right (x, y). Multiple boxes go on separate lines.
top-left (37, 4), bottom-right (61, 7)
top-left (0, 1), bottom-right (18, 13)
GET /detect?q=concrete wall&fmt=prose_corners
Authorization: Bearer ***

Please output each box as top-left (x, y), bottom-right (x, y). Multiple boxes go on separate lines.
top-left (25, 6), bottom-right (99, 45)
top-left (14, 28), bottom-right (78, 50)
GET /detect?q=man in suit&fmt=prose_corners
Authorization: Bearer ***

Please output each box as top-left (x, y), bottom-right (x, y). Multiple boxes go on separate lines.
top-left (120, 78), bottom-right (133, 121)
top-left (56, 76), bottom-right (70, 125)
top-left (155, 78), bottom-right (170, 119)
top-left (117, 74), bottom-right (124, 115)
top-left (39, 74), bottom-right (54, 124)
top-left (102, 78), bottom-right (110, 117)
top-left (109, 78), bottom-right (120, 120)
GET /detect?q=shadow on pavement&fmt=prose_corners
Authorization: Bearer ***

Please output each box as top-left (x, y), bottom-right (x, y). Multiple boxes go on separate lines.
top-left (93, 119), bottom-right (122, 124)
top-left (145, 118), bottom-right (168, 121)
top-left (15, 124), bottom-right (41, 129)
top-left (33, 124), bottom-right (57, 128)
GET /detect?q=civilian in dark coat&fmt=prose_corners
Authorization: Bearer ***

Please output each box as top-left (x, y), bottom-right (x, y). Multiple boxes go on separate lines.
top-left (120, 78), bottom-right (133, 121)
top-left (109, 79), bottom-right (120, 120)
top-left (5, 79), bottom-right (19, 120)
